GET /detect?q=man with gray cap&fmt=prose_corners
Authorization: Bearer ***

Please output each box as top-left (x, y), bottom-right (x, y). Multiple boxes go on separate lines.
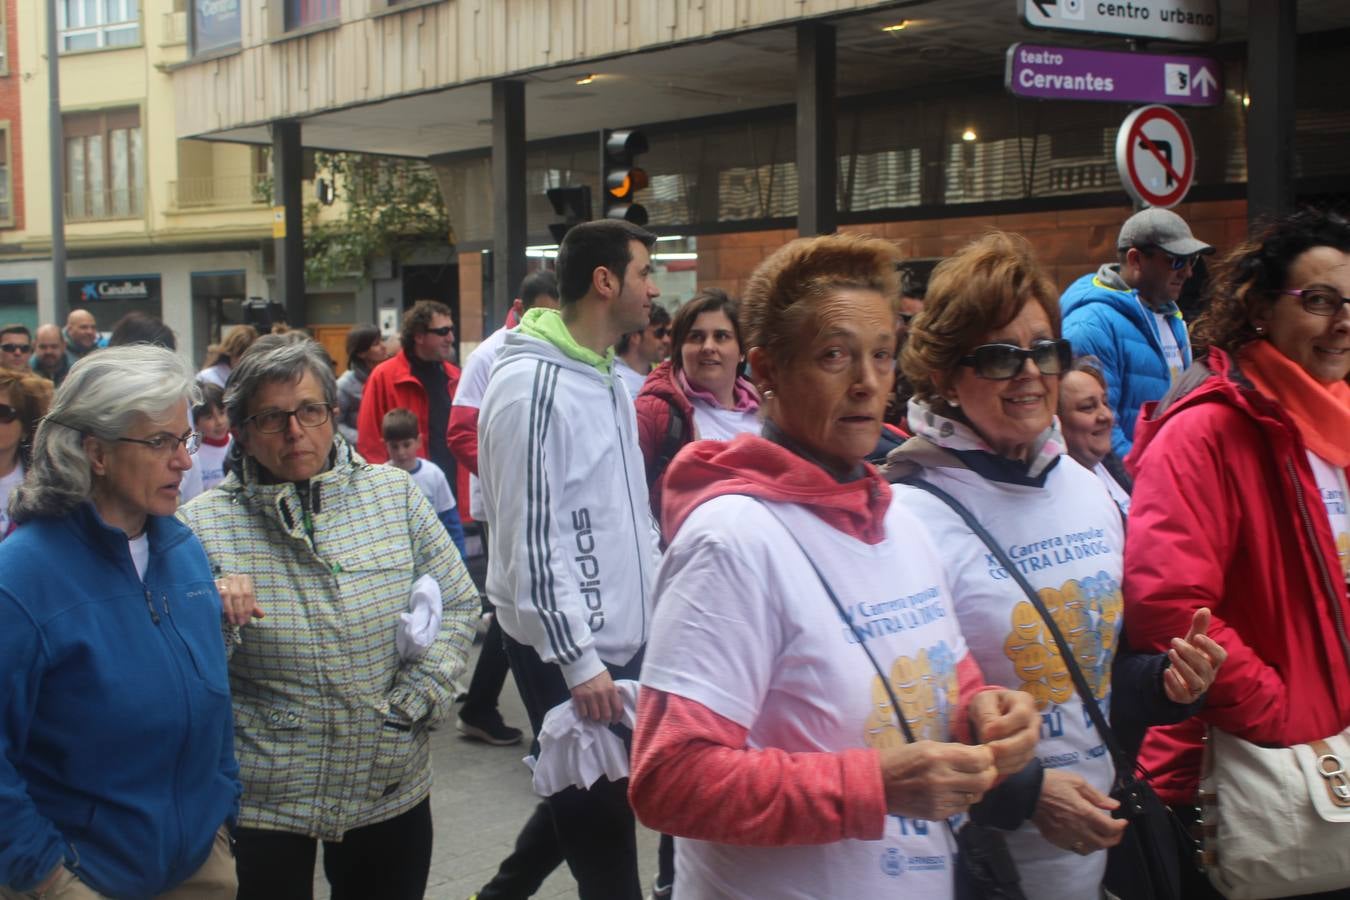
top-left (1061, 207), bottom-right (1213, 456)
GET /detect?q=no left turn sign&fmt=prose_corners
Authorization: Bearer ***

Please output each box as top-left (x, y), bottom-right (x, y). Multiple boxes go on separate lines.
top-left (1114, 104), bottom-right (1195, 208)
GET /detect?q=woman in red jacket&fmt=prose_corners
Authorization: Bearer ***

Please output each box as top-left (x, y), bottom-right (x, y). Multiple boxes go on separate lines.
top-left (1123, 208), bottom-right (1350, 897)
top-left (634, 289), bottom-right (761, 523)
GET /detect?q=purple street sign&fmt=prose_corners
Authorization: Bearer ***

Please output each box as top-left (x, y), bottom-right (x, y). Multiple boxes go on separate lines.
top-left (1005, 42), bottom-right (1222, 107)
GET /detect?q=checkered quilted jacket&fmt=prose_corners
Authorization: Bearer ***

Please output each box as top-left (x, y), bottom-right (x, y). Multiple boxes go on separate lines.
top-left (177, 439), bottom-right (477, 839)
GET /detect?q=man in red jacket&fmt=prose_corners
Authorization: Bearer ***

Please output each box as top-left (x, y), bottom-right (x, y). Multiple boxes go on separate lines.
top-left (357, 301), bottom-right (462, 496)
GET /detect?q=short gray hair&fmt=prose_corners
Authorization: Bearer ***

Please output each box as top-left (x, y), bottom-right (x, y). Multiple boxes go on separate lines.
top-left (12, 344), bottom-right (200, 523)
top-left (224, 335), bottom-right (338, 429)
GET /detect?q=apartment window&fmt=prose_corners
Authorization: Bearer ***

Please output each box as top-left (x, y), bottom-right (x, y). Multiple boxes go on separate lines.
top-left (0, 125), bottom-right (12, 225)
top-left (65, 109), bottom-right (143, 220)
top-left (286, 0), bottom-right (339, 30)
top-left (59, 0), bottom-right (141, 52)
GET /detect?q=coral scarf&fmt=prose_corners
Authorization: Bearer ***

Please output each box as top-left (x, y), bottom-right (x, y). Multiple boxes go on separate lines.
top-left (1242, 338), bottom-right (1350, 467)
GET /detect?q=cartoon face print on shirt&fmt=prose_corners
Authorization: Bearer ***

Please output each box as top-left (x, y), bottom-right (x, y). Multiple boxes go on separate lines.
top-left (1002, 571), bottom-right (1123, 709)
top-left (863, 639), bottom-right (960, 747)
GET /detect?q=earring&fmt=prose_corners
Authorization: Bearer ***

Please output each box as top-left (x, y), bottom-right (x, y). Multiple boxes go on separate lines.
top-left (947, 397), bottom-right (960, 408)
top-left (1254, 325), bottom-right (1266, 335)
top-left (761, 387), bottom-right (775, 400)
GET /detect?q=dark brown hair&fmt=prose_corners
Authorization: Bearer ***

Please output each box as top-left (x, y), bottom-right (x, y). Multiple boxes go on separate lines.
top-left (669, 290), bottom-right (742, 375)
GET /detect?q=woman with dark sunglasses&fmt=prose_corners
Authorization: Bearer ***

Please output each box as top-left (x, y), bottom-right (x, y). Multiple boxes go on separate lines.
top-left (0, 346), bottom-right (240, 899)
top-left (886, 231), bottom-right (1223, 900)
top-left (635, 289), bottom-right (761, 524)
top-left (1123, 208), bottom-right (1350, 898)
top-left (0, 369), bottom-right (50, 539)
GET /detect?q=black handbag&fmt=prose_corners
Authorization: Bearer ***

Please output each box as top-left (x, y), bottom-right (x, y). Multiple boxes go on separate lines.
top-left (904, 478), bottom-right (1188, 900)
top-left (756, 502), bottom-right (1026, 900)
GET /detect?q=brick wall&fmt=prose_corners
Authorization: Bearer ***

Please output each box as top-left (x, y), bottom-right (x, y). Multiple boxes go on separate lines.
top-left (696, 200), bottom-right (1249, 298)
top-left (0, 0), bottom-right (23, 231)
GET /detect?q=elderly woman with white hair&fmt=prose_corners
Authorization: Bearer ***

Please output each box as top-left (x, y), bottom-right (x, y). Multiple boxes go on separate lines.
top-left (0, 345), bottom-right (240, 900)
top-left (178, 335), bottom-right (478, 900)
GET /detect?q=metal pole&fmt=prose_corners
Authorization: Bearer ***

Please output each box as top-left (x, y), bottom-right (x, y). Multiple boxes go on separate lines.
top-left (1246, 0), bottom-right (1296, 229)
top-left (46, 0), bottom-right (66, 322)
top-left (796, 23), bottom-right (837, 236)
top-left (491, 80), bottom-right (525, 331)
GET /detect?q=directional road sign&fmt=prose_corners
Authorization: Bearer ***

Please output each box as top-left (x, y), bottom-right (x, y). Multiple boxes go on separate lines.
top-left (1018, 0), bottom-right (1219, 44)
top-left (1006, 43), bottom-right (1222, 106)
top-left (1115, 105), bottom-right (1195, 208)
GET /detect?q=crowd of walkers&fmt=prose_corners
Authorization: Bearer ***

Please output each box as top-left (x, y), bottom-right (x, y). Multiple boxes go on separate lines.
top-left (0, 204), bottom-right (1348, 900)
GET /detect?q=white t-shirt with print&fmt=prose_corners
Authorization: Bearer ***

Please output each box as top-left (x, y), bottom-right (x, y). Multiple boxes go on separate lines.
top-left (690, 398), bottom-right (760, 442)
top-left (1307, 452), bottom-right (1350, 579)
top-left (1142, 299), bottom-right (1186, 383)
top-left (643, 493), bottom-right (965, 900)
top-left (196, 439), bottom-right (232, 492)
top-left (892, 458), bottom-right (1126, 900)
top-left (1093, 462), bottom-right (1131, 516)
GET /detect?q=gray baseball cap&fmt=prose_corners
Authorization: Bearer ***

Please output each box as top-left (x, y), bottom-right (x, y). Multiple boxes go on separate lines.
top-left (1116, 208), bottom-right (1214, 256)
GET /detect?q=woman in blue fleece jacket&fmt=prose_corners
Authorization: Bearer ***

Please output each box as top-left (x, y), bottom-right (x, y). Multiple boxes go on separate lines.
top-left (0, 345), bottom-right (240, 900)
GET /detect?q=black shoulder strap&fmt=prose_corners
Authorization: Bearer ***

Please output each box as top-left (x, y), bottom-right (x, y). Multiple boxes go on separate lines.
top-left (902, 477), bottom-right (1131, 772)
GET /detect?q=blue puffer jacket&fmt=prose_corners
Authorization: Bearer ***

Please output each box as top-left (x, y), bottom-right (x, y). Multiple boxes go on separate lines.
top-left (0, 503), bottom-right (240, 897)
top-left (1061, 265), bottom-right (1191, 458)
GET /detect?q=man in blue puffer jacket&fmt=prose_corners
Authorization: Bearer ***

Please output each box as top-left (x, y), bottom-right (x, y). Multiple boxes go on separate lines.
top-left (1062, 208), bottom-right (1213, 457)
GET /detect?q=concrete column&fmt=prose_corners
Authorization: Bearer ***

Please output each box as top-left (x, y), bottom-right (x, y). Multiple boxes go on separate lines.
top-left (491, 81), bottom-right (526, 330)
top-left (796, 23), bottom-right (837, 236)
top-left (271, 120), bottom-right (305, 328)
top-left (1246, 0), bottom-right (1296, 228)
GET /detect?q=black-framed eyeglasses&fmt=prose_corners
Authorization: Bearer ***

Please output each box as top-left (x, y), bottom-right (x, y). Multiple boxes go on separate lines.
top-left (0, 343), bottom-right (30, 354)
top-left (117, 430), bottom-right (201, 456)
top-left (245, 402), bottom-right (333, 434)
top-left (424, 325), bottom-right (454, 336)
top-left (957, 339), bottom-right (1073, 380)
top-left (1140, 246), bottom-right (1200, 271)
top-left (1278, 288), bottom-right (1350, 317)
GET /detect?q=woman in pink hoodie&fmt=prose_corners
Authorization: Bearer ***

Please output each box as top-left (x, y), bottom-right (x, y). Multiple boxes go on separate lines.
top-left (629, 233), bottom-right (1041, 899)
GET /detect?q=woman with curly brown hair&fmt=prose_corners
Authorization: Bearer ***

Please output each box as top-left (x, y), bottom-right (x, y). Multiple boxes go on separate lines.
top-left (1123, 208), bottom-right (1350, 897)
top-left (0, 369), bottom-right (51, 538)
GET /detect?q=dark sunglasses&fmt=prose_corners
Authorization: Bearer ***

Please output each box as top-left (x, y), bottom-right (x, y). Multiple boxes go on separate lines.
top-left (958, 339), bottom-right (1072, 380)
top-left (653, 326), bottom-right (670, 338)
top-left (898, 312), bottom-right (917, 325)
top-left (0, 403), bottom-right (18, 424)
top-left (424, 325), bottom-right (454, 336)
top-left (1141, 246), bottom-right (1200, 271)
top-left (1, 343), bottom-right (30, 354)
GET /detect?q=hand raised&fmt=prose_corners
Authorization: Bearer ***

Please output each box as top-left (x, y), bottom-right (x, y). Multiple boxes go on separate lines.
top-left (1163, 607), bottom-right (1227, 704)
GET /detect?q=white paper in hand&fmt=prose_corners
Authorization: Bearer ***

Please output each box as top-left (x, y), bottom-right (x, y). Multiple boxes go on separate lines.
top-left (525, 679), bottom-right (641, 797)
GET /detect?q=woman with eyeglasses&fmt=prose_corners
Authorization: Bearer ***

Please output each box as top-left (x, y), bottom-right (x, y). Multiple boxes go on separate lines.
top-left (0, 345), bottom-right (241, 899)
top-left (1123, 208), bottom-right (1350, 898)
top-left (635, 289), bottom-right (761, 523)
top-left (177, 335), bottom-right (479, 900)
top-left (887, 232), bottom-right (1223, 900)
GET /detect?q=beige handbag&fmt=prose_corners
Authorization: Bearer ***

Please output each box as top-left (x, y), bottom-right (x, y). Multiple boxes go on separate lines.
top-left (1198, 725), bottom-right (1350, 899)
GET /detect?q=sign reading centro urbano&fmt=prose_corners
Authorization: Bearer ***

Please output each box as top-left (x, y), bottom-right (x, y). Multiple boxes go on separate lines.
top-left (1018, 0), bottom-right (1219, 44)
top-left (1006, 43), bottom-right (1222, 106)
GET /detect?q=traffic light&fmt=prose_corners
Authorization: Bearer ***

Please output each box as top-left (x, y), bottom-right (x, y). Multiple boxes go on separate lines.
top-left (546, 185), bottom-right (592, 244)
top-left (601, 128), bottom-right (649, 225)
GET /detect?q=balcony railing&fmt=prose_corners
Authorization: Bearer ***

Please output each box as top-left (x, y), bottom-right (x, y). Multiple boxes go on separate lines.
top-left (168, 174), bottom-right (272, 210)
top-left (65, 187), bottom-right (144, 221)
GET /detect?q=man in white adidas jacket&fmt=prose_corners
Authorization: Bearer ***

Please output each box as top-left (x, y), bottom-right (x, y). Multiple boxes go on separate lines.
top-left (478, 218), bottom-right (660, 900)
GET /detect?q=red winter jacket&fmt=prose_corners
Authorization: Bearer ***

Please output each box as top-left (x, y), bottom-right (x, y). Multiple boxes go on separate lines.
top-left (1123, 347), bottom-right (1350, 805)
top-left (355, 351), bottom-right (465, 501)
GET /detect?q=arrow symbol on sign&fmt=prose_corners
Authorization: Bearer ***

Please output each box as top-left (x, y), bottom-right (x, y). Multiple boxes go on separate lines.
top-left (1193, 67), bottom-right (1217, 98)
top-left (1032, 0), bottom-right (1056, 18)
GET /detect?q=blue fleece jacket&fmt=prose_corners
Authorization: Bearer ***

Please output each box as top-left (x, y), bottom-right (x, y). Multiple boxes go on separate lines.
top-left (1061, 265), bottom-right (1192, 458)
top-left (0, 503), bottom-right (240, 897)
